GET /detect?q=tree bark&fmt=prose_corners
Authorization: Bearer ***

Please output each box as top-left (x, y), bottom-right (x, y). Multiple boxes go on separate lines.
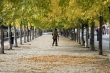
top-left (70, 28), bottom-right (73, 40)
top-left (30, 26), bottom-right (32, 41)
top-left (90, 23), bottom-right (95, 50)
top-left (73, 28), bottom-right (75, 41)
top-left (8, 24), bottom-right (12, 50)
top-left (35, 28), bottom-right (37, 38)
top-left (36, 29), bottom-right (38, 38)
top-left (76, 26), bottom-right (78, 42)
top-left (99, 16), bottom-right (103, 55)
top-left (108, 7), bottom-right (110, 51)
top-left (0, 25), bottom-right (4, 54)
top-left (78, 24), bottom-right (81, 44)
top-left (20, 21), bottom-right (22, 45)
top-left (68, 29), bottom-right (71, 39)
top-left (32, 26), bottom-right (34, 40)
top-left (65, 29), bottom-right (67, 37)
top-left (63, 29), bottom-right (66, 37)
top-left (85, 24), bottom-right (89, 48)
top-left (27, 26), bottom-right (29, 42)
top-left (67, 29), bottom-right (69, 38)
top-left (81, 24), bottom-right (85, 46)
top-left (24, 25), bottom-right (26, 43)
top-left (14, 26), bottom-right (18, 47)
top-left (39, 29), bottom-right (42, 36)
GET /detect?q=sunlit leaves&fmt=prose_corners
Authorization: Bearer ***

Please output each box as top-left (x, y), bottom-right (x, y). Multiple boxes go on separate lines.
top-left (0, 0), bottom-right (110, 29)
top-left (59, 0), bottom-right (70, 7)
top-left (0, 0), bottom-right (4, 14)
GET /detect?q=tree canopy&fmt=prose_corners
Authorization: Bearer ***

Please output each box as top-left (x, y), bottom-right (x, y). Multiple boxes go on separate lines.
top-left (0, 0), bottom-right (110, 29)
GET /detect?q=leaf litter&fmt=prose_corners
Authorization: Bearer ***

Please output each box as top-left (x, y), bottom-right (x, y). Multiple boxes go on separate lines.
top-left (18, 55), bottom-right (110, 72)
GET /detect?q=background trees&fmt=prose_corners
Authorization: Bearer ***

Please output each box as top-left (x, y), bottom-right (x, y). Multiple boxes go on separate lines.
top-left (0, 0), bottom-right (109, 55)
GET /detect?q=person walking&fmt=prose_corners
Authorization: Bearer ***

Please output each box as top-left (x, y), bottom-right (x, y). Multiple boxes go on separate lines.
top-left (52, 28), bottom-right (59, 46)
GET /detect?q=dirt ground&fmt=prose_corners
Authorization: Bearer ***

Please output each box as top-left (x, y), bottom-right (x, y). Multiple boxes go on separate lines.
top-left (0, 35), bottom-right (110, 73)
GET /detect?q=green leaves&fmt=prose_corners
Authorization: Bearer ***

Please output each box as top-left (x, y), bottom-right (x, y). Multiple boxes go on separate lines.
top-left (0, 0), bottom-right (4, 13)
top-left (59, 0), bottom-right (70, 7)
top-left (0, 0), bottom-right (110, 29)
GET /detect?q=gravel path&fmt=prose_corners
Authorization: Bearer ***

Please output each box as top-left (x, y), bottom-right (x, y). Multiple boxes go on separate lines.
top-left (0, 35), bottom-right (110, 73)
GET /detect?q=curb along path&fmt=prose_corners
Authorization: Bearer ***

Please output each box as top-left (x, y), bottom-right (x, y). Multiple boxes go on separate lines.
top-left (0, 35), bottom-right (110, 73)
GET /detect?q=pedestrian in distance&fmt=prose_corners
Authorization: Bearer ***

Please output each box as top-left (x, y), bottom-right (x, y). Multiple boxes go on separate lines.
top-left (52, 28), bottom-right (59, 46)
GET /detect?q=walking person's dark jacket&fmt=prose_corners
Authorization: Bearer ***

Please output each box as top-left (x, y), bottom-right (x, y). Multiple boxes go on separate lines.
top-left (52, 29), bottom-right (59, 46)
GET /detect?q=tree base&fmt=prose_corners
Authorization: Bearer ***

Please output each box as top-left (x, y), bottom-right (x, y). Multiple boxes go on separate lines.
top-left (0, 52), bottom-right (4, 54)
top-left (14, 46), bottom-right (18, 47)
top-left (99, 52), bottom-right (103, 55)
top-left (90, 49), bottom-right (97, 51)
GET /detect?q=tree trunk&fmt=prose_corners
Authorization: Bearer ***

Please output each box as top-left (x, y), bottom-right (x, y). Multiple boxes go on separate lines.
top-left (85, 24), bottom-right (89, 48)
top-left (24, 25), bottom-right (26, 43)
top-left (35, 28), bottom-right (37, 38)
top-left (108, 7), bottom-right (110, 51)
top-left (14, 26), bottom-right (18, 47)
top-left (64, 29), bottom-right (66, 37)
top-left (39, 29), bottom-right (42, 36)
top-left (30, 26), bottom-right (32, 41)
top-left (0, 25), bottom-right (4, 54)
top-left (37, 29), bottom-right (39, 37)
top-left (63, 29), bottom-right (66, 37)
top-left (32, 26), bottom-right (34, 40)
top-left (20, 21), bottom-right (22, 45)
top-left (27, 26), bottom-right (29, 42)
top-left (70, 28), bottom-right (73, 40)
top-left (78, 25), bottom-right (81, 44)
top-left (81, 24), bottom-right (85, 46)
top-left (68, 29), bottom-right (71, 39)
top-left (73, 28), bottom-right (75, 41)
top-left (36, 29), bottom-right (38, 38)
top-left (74, 28), bottom-right (76, 41)
top-left (67, 29), bottom-right (69, 38)
top-left (65, 29), bottom-right (67, 37)
top-left (90, 23), bottom-right (95, 50)
top-left (8, 24), bottom-right (12, 50)
top-left (76, 27), bottom-right (78, 42)
top-left (99, 16), bottom-right (103, 55)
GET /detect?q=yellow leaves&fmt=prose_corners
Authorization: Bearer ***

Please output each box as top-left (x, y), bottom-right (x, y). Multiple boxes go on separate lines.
top-left (2, 0), bottom-right (13, 12)
top-left (69, 0), bottom-right (76, 6)
top-left (85, 3), bottom-right (101, 19)
top-left (16, 54), bottom-right (110, 72)
top-left (94, 19), bottom-right (99, 26)
top-left (41, 17), bottom-right (48, 23)
top-left (65, 7), bottom-right (72, 19)
top-left (0, 59), bottom-right (3, 62)
top-left (18, 55), bottom-right (108, 65)
top-left (49, 0), bottom-right (62, 19)
top-left (52, 8), bottom-right (61, 18)
top-left (73, 8), bottom-right (83, 18)
top-left (1, 0), bottom-right (110, 28)
top-left (50, 0), bottom-right (60, 11)
top-left (64, 24), bottom-right (71, 29)
top-left (85, 9), bottom-right (96, 19)
top-left (51, 0), bottom-right (60, 5)
top-left (15, 19), bottom-right (20, 27)
top-left (47, 3), bottom-right (62, 23)
top-left (103, 0), bottom-right (108, 5)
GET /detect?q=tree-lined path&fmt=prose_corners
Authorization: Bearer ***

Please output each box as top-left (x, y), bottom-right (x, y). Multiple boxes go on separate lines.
top-left (0, 0), bottom-right (110, 72)
top-left (0, 0), bottom-right (110, 55)
top-left (0, 34), bottom-right (110, 73)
